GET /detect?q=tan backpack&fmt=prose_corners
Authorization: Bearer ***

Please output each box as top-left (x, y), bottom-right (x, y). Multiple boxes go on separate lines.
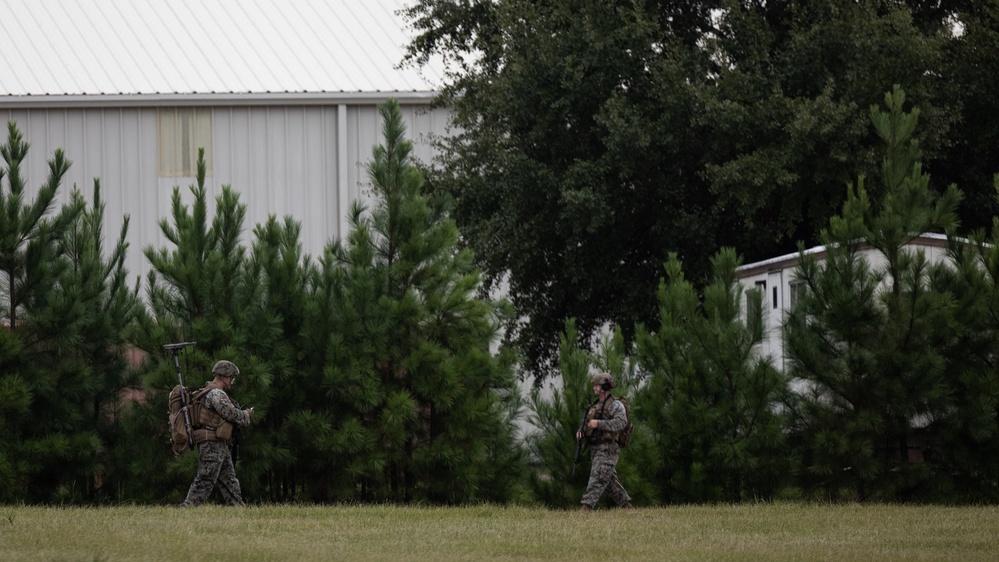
top-left (169, 382), bottom-right (227, 455)
top-left (615, 396), bottom-right (634, 448)
top-left (168, 384), bottom-right (195, 457)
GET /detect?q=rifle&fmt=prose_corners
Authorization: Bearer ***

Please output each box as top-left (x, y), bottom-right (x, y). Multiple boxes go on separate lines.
top-left (231, 423), bottom-right (241, 463)
top-left (230, 401), bottom-right (245, 464)
top-left (572, 398), bottom-right (599, 477)
top-left (165, 341), bottom-right (197, 453)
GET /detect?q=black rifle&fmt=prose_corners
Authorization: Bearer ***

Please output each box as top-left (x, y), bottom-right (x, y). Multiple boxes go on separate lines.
top-left (572, 398), bottom-right (599, 477)
top-left (231, 423), bottom-right (241, 464)
top-left (165, 341), bottom-right (197, 453)
top-left (230, 401), bottom-right (244, 463)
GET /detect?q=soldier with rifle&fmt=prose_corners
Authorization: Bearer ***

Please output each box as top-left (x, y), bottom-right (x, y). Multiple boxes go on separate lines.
top-left (575, 373), bottom-right (633, 511)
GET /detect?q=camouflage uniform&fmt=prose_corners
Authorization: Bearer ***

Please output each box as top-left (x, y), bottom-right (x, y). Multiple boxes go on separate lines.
top-left (581, 396), bottom-right (632, 508)
top-left (182, 362), bottom-right (252, 507)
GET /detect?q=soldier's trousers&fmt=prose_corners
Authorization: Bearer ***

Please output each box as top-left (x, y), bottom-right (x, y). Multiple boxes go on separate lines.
top-left (182, 440), bottom-right (244, 506)
top-left (581, 442), bottom-right (631, 507)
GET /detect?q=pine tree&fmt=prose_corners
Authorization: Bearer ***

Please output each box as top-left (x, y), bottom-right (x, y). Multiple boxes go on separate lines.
top-left (0, 121), bottom-right (79, 501)
top-left (525, 319), bottom-right (596, 507)
top-left (0, 122), bottom-right (137, 502)
top-left (281, 241), bottom-right (360, 501)
top-left (634, 249), bottom-right (789, 503)
top-left (56, 181), bottom-right (140, 502)
top-left (0, 122), bottom-right (80, 330)
top-left (308, 98), bottom-right (524, 503)
top-left (784, 86), bottom-right (962, 500)
top-left (925, 172), bottom-right (999, 501)
top-left (242, 215), bottom-right (311, 500)
top-left (526, 319), bottom-right (655, 507)
top-left (137, 150), bottom-right (252, 342)
top-left (127, 150), bottom-right (273, 502)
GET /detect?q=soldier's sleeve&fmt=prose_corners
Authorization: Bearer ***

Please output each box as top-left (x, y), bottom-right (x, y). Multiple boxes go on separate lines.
top-left (598, 399), bottom-right (628, 433)
top-left (205, 389), bottom-right (252, 426)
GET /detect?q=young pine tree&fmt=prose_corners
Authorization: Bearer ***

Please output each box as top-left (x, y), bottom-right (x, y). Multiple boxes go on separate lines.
top-left (526, 319), bottom-right (655, 507)
top-left (784, 86), bottom-right (962, 501)
top-left (525, 318), bottom-right (596, 507)
top-left (0, 122), bottom-right (137, 502)
top-left (634, 249), bottom-right (789, 503)
top-left (127, 150), bottom-right (272, 502)
top-left (325, 100), bottom-right (519, 503)
top-left (925, 172), bottom-right (999, 501)
top-left (313, 99), bottom-right (523, 503)
top-left (55, 181), bottom-right (140, 503)
top-left (242, 215), bottom-right (311, 501)
top-left (0, 121), bottom-right (79, 502)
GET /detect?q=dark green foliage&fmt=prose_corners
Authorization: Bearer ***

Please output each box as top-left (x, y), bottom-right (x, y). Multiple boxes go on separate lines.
top-left (635, 249), bottom-right (790, 503)
top-left (242, 216), bottom-right (310, 501)
top-left (784, 87), bottom-right (963, 501)
top-left (0, 122), bottom-right (138, 503)
top-left (936, 3), bottom-right (999, 233)
top-left (526, 319), bottom-right (655, 507)
top-left (922, 173), bottom-right (999, 502)
top-left (525, 319), bottom-right (598, 507)
top-left (402, 0), bottom-right (986, 378)
top-left (294, 99), bottom-right (525, 503)
top-left (126, 150), bottom-right (276, 503)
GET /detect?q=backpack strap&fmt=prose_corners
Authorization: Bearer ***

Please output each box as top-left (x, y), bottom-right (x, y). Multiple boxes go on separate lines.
top-left (189, 382), bottom-right (223, 429)
top-left (190, 381), bottom-right (237, 443)
top-left (586, 395), bottom-right (619, 444)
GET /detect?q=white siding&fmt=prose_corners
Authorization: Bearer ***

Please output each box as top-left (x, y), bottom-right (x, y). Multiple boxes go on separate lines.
top-left (0, 103), bottom-right (450, 282)
top-left (736, 235), bottom-right (954, 372)
top-left (211, 105), bottom-right (340, 258)
top-left (765, 269), bottom-right (784, 367)
top-left (344, 103), bottom-right (448, 225)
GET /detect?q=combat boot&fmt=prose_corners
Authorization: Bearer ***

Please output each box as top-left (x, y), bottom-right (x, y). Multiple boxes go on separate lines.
top-left (579, 504), bottom-right (593, 511)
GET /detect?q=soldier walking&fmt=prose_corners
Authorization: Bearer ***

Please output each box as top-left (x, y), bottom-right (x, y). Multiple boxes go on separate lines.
top-left (182, 360), bottom-right (254, 507)
top-left (577, 373), bottom-right (633, 510)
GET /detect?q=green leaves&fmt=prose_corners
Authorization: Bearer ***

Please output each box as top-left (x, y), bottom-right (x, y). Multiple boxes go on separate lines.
top-left (403, 0), bottom-right (983, 378)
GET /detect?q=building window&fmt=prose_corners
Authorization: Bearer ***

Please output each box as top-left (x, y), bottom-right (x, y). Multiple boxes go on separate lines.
top-left (746, 282), bottom-right (765, 340)
top-left (158, 108), bottom-right (212, 177)
top-left (789, 280), bottom-right (806, 310)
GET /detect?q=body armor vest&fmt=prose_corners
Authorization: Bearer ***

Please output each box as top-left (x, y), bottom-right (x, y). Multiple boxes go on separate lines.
top-left (190, 382), bottom-right (235, 442)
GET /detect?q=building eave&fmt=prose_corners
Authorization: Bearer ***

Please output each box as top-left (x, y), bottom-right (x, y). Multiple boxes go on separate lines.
top-left (735, 233), bottom-right (953, 279)
top-left (0, 90), bottom-right (440, 109)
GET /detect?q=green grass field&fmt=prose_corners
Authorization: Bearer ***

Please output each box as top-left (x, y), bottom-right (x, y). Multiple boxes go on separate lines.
top-left (2, 503), bottom-right (996, 561)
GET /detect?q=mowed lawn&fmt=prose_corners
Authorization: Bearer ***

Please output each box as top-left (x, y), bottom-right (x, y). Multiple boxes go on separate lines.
top-left (2, 502), bottom-right (996, 561)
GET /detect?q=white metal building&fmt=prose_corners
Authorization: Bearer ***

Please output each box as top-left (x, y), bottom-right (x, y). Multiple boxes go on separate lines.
top-left (735, 233), bottom-right (953, 371)
top-left (0, 0), bottom-right (449, 281)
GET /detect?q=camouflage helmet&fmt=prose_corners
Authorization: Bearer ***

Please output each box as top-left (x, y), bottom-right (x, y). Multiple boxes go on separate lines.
top-left (591, 373), bottom-right (616, 390)
top-left (212, 360), bottom-right (240, 378)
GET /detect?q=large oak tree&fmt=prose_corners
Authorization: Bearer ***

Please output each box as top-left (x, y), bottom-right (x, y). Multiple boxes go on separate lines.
top-left (402, 0), bottom-right (989, 378)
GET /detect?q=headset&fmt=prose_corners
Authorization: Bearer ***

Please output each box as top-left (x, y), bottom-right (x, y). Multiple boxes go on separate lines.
top-left (600, 378), bottom-right (613, 392)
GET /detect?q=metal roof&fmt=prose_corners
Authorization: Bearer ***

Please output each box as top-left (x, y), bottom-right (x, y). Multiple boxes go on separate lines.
top-left (0, 0), bottom-right (443, 99)
top-left (734, 233), bottom-right (952, 278)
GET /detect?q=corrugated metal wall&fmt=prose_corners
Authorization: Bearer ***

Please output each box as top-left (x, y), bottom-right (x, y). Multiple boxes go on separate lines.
top-left (0, 102), bottom-right (450, 282)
